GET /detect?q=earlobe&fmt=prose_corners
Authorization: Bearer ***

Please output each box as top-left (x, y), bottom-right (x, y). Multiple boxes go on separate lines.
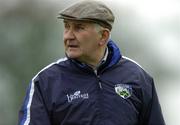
top-left (99, 41), bottom-right (104, 46)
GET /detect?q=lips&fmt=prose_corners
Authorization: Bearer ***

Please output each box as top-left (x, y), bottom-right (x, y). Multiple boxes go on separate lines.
top-left (68, 45), bottom-right (79, 48)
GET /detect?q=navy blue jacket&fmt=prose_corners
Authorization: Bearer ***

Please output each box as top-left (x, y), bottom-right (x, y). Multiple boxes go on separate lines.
top-left (19, 40), bottom-right (165, 125)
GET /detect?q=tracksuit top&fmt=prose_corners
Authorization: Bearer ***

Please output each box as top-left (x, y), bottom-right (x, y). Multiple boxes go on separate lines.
top-left (19, 40), bottom-right (165, 125)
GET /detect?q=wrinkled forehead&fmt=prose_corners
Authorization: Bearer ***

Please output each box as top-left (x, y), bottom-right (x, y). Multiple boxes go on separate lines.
top-left (63, 19), bottom-right (97, 26)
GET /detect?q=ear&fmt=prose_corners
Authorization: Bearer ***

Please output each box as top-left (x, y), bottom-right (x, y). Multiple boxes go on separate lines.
top-left (98, 30), bottom-right (110, 46)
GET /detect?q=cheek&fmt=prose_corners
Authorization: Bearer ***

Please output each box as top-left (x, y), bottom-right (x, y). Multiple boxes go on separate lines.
top-left (79, 31), bottom-right (99, 43)
top-left (75, 29), bottom-right (100, 50)
top-left (63, 41), bottom-right (67, 50)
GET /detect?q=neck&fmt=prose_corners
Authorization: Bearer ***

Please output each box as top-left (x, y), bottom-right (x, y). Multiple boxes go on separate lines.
top-left (80, 47), bottom-right (107, 69)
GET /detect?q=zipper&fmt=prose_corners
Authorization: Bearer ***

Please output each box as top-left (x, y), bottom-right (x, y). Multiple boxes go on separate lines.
top-left (94, 69), bottom-right (104, 125)
top-left (94, 69), bottom-right (102, 89)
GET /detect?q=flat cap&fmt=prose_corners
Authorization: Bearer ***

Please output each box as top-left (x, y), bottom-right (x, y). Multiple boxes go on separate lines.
top-left (57, 0), bottom-right (115, 30)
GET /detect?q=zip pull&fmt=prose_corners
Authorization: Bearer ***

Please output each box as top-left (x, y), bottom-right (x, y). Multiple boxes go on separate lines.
top-left (94, 69), bottom-right (98, 75)
top-left (97, 75), bottom-right (102, 89)
top-left (94, 70), bottom-right (102, 89)
top-left (98, 80), bottom-right (102, 89)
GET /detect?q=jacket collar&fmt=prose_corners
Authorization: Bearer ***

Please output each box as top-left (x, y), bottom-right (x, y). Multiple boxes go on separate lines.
top-left (107, 39), bottom-right (122, 68)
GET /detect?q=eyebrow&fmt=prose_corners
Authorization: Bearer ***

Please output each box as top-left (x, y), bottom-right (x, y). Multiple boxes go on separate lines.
top-left (63, 20), bottom-right (87, 27)
top-left (63, 20), bottom-right (68, 24)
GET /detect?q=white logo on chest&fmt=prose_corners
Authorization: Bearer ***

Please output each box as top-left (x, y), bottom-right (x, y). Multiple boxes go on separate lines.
top-left (115, 84), bottom-right (132, 99)
top-left (67, 91), bottom-right (89, 102)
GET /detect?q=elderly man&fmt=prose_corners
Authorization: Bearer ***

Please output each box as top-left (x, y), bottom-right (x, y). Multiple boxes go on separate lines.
top-left (19, 1), bottom-right (165, 125)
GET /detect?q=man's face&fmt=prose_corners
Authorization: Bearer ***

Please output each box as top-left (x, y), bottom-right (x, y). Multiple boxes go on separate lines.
top-left (63, 20), bottom-right (102, 62)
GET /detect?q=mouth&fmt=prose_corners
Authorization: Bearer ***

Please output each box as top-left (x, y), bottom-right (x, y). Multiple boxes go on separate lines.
top-left (68, 45), bottom-right (79, 48)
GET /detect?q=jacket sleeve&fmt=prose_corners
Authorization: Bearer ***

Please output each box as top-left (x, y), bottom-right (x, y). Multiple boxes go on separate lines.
top-left (140, 78), bottom-right (165, 125)
top-left (18, 77), bottom-right (51, 125)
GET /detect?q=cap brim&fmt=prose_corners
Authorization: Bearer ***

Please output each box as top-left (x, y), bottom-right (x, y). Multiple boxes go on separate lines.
top-left (57, 14), bottom-right (112, 30)
top-left (57, 15), bottom-right (93, 22)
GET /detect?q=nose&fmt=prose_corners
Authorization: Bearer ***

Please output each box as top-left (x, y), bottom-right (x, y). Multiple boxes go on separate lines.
top-left (64, 28), bottom-right (75, 40)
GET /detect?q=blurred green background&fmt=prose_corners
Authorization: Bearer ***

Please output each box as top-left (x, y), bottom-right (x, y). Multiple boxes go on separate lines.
top-left (0, 0), bottom-right (179, 125)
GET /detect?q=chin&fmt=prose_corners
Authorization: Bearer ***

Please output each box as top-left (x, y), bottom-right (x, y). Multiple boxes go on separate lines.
top-left (66, 53), bottom-right (80, 59)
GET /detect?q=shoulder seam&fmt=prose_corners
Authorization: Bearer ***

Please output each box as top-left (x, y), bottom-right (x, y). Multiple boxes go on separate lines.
top-left (122, 56), bottom-right (152, 78)
top-left (122, 56), bottom-right (143, 69)
top-left (32, 57), bottom-right (67, 81)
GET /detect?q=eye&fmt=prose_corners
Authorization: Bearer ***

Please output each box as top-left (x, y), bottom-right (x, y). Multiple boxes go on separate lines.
top-left (75, 24), bottom-right (85, 31)
top-left (64, 23), bottom-right (70, 29)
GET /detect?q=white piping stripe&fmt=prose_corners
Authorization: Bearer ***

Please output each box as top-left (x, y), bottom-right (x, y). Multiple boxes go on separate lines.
top-left (24, 81), bottom-right (34, 125)
top-left (122, 56), bottom-right (143, 68)
top-left (23, 57), bottom-right (67, 125)
top-left (56, 57), bottom-right (68, 64)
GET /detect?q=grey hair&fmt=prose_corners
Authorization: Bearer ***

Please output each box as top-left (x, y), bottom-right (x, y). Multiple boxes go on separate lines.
top-left (93, 23), bottom-right (111, 40)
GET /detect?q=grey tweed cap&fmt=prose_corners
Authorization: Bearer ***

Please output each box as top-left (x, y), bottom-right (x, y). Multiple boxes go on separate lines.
top-left (57, 0), bottom-right (115, 30)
